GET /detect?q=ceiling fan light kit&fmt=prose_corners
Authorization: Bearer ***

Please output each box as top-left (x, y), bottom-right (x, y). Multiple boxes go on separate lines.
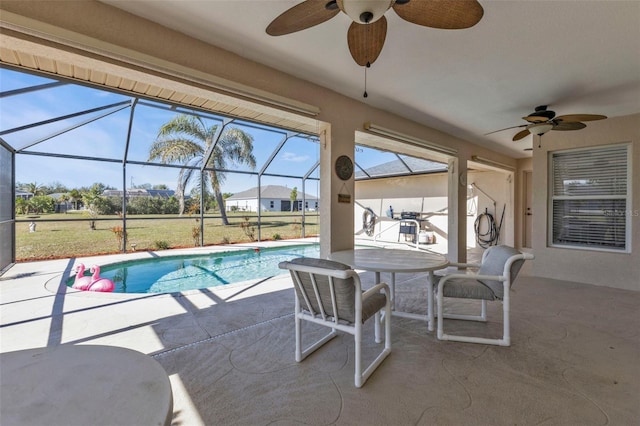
top-left (338, 0), bottom-right (393, 24)
top-left (527, 122), bottom-right (554, 136)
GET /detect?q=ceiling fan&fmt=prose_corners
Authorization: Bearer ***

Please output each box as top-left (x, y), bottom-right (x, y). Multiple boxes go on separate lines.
top-left (488, 105), bottom-right (608, 142)
top-left (266, 0), bottom-right (484, 68)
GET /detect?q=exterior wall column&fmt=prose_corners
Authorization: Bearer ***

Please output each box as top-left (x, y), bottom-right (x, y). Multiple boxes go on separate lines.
top-left (448, 156), bottom-right (467, 263)
top-left (319, 123), bottom-right (355, 258)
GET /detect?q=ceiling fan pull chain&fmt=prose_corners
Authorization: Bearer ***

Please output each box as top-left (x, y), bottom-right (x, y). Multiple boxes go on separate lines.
top-left (363, 61), bottom-right (370, 98)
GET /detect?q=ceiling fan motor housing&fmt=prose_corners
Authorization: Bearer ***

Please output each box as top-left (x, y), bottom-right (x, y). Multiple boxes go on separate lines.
top-left (528, 106), bottom-right (555, 120)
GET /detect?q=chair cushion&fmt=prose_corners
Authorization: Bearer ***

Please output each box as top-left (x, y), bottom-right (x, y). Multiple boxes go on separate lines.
top-left (287, 257), bottom-right (357, 323)
top-left (477, 245), bottom-right (524, 299)
top-left (433, 276), bottom-right (497, 301)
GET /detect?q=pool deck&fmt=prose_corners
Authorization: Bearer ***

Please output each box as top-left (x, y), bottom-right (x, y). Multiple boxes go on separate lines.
top-left (1, 239), bottom-right (638, 425)
top-left (1, 240), bottom-right (319, 354)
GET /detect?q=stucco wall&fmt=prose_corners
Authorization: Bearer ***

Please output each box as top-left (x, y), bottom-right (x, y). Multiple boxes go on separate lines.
top-left (532, 113), bottom-right (640, 290)
top-left (355, 169), bottom-right (513, 248)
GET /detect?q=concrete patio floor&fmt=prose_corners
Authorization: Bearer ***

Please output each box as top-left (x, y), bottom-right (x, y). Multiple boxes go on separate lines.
top-left (1, 245), bottom-right (638, 425)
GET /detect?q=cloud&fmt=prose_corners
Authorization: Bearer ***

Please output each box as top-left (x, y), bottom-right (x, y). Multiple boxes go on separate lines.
top-left (281, 152), bottom-right (309, 162)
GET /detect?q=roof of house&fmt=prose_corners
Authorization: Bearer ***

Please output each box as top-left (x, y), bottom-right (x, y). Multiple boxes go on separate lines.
top-left (48, 193), bottom-right (71, 201)
top-left (227, 185), bottom-right (318, 201)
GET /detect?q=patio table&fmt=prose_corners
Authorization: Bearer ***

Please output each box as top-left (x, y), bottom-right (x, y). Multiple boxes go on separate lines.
top-left (329, 248), bottom-right (448, 331)
top-left (0, 344), bottom-right (173, 426)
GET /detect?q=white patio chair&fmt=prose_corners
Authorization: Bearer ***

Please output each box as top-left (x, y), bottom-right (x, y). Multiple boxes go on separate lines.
top-left (435, 245), bottom-right (534, 346)
top-left (278, 257), bottom-right (391, 388)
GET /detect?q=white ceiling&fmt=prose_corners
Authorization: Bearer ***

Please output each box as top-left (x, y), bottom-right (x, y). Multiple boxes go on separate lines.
top-left (101, 0), bottom-right (640, 158)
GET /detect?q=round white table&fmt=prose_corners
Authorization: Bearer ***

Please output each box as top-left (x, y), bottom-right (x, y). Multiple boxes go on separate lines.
top-left (329, 248), bottom-right (449, 331)
top-left (0, 345), bottom-right (173, 426)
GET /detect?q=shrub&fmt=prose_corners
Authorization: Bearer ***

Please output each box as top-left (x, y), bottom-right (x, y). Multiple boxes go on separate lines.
top-left (240, 216), bottom-right (256, 241)
top-left (154, 240), bottom-right (170, 250)
top-left (272, 233), bottom-right (282, 240)
top-left (191, 225), bottom-right (201, 246)
top-left (111, 226), bottom-right (127, 249)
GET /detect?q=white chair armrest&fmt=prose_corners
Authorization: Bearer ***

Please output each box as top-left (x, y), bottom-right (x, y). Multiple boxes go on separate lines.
top-left (363, 282), bottom-right (390, 299)
top-left (473, 274), bottom-right (506, 282)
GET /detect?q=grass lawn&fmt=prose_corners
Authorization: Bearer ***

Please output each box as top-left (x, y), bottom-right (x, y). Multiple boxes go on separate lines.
top-left (16, 211), bottom-right (319, 261)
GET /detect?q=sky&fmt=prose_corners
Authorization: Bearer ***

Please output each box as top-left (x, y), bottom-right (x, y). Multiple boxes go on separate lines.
top-left (0, 67), bottom-right (321, 196)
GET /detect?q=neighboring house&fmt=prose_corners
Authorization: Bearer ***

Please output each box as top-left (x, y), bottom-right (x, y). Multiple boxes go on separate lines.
top-left (15, 189), bottom-right (33, 200)
top-left (102, 189), bottom-right (176, 198)
top-left (48, 193), bottom-right (74, 213)
top-left (226, 185), bottom-right (318, 212)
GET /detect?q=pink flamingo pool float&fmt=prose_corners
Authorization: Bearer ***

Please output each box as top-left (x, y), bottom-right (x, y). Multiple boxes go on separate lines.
top-left (72, 264), bottom-right (93, 290)
top-left (72, 263), bottom-right (114, 292)
top-left (88, 265), bottom-right (115, 292)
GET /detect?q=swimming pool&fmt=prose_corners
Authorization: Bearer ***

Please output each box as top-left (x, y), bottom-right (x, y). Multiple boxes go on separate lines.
top-left (68, 244), bottom-right (320, 294)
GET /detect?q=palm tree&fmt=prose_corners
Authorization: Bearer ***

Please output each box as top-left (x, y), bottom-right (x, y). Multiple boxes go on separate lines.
top-left (23, 182), bottom-right (44, 196)
top-left (148, 114), bottom-right (256, 225)
top-left (69, 189), bottom-right (82, 210)
top-left (59, 193), bottom-right (70, 213)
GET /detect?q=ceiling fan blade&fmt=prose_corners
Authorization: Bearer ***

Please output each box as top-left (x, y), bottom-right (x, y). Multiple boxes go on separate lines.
top-left (266, 0), bottom-right (340, 36)
top-left (552, 121), bottom-right (587, 131)
top-left (555, 114), bottom-right (607, 123)
top-left (484, 124), bottom-right (527, 136)
top-left (347, 16), bottom-right (387, 66)
top-left (392, 0), bottom-right (483, 29)
top-left (512, 129), bottom-right (530, 141)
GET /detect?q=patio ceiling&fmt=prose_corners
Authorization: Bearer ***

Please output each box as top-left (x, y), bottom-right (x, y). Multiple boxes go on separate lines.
top-left (98, 0), bottom-right (640, 158)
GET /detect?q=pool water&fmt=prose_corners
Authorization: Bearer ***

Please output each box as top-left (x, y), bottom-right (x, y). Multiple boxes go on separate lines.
top-left (69, 244), bottom-right (320, 294)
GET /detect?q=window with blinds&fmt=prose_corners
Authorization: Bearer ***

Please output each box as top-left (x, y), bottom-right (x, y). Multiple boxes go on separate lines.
top-left (550, 144), bottom-right (630, 252)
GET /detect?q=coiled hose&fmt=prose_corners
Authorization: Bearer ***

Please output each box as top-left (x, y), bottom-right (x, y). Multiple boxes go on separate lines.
top-left (474, 206), bottom-right (504, 248)
top-left (362, 208), bottom-right (376, 237)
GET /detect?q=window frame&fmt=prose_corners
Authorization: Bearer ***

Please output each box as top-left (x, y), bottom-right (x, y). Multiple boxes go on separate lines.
top-left (548, 143), bottom-right (632, 253)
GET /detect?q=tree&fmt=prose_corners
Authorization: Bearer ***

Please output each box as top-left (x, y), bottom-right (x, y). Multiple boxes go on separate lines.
top-left (21, 182), bottom-right (44, 196)
top-left (28, 195), bottom-right (55, 213)
top-left (69, 189), bottom-right (82, 210)
top-left (148, 114), bottom-right (256, 225)
top-left (290, 187), bottom-right (298, 212)
top-left (42, 181), bottom-right (69, 194)
top-left (58, 193), bottom-right (70, 213)
top-left (82, 184), bottom-right (107, 229)
top-left (15, 197), bottom-right (28, 215)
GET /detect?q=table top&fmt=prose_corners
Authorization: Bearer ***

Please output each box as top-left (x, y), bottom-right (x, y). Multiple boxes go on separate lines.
top-left (0, 345), bottom-right (173, 426)
top-left (330, 248), bottom-right (448, 273)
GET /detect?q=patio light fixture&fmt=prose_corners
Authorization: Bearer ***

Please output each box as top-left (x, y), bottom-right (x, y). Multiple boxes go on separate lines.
top-left (363, 122), bottom-right (458, 156)
top-left (471, 155), bottom-right (515, 171)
